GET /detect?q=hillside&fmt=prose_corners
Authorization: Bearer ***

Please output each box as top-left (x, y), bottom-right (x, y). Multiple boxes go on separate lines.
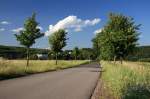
top-left (0, 45), bottom-right (49, 59)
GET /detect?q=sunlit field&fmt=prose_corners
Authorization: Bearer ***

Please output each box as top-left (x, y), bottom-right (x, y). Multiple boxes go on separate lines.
top-left (101, 61), bottom-right (150, 99)
top-left (0, 60), bottom-right (89, 80)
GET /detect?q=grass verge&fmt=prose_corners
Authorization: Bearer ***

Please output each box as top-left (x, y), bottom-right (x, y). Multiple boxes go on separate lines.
top-left (0, 60), bottom-right (89, 80)
top-left (101, 61), bottom-right (150, 99)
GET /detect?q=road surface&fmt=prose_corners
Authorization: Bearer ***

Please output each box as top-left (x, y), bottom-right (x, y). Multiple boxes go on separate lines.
top-left (0, 62), bottom-right (100, 99)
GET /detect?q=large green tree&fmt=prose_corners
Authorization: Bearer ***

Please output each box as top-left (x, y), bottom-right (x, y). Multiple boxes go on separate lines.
top-left (49, 29), bottom-right (67, 65)
top-left (93, 13), bottom-right (140, 63)
top-left (14, 13), bottom-right (44, 66)
top-left (92, 34), bottom-right (101, 60)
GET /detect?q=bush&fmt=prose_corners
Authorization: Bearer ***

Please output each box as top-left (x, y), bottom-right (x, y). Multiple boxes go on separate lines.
top-left (29, 54), bottom-right (38, 60)
top-left (139, 58), bottom-right (150, 62)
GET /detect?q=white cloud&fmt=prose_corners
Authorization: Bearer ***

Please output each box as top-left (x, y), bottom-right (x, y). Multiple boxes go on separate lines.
top-left (84, 19), bottom-right (100, 26)
top-left (45, 15), bottom-right (101, 36)
top-left (1, 21), bottom-right (10, 25)
top-left (37, 26), bottom-right (43, 31)
top-left (94, 28), bottom-right (102, 34)
top-left (0, 28), bottom-right (5, 32)
top-left (11, 27), bottom-right (24, 33)
top-left (11, 26), bottom-right (43, 33)
top-left (74, 27), bottom-right (82, 32)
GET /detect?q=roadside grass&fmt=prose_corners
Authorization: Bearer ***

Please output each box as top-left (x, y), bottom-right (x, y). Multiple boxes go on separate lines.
top-left (101, 61), bottom-right (150, 99)
top-left (0, 60), bottom-right (89, 80)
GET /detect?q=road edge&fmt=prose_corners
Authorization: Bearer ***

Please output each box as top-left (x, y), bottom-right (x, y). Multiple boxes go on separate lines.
top-left (90, 71), bottom-right (102, 99)
top-left (0, 61), bottom-right (92, 81)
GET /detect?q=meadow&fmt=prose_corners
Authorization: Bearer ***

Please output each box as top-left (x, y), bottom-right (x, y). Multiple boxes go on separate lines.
top-left (0, 60), bottom-right (89, 80)
top-left (101, 61), bottom-right (150, 99)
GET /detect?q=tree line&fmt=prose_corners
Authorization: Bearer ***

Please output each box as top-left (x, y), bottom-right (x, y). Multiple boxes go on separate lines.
top-left (0, 45), bottom-right (48, 59)
top-left (0, 45), bottom-right (96, 60)
top-left (14, 13), bottom-right (100, 66)
top-left (13, 12), bottom-right (141, 66)
top-left (1, 45), bottom-right (149, 61)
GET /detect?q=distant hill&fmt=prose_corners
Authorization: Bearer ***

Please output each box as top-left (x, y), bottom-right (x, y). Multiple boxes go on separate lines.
top-left (0, 45), bottom-right (49, 59)
top-left (126, 46), bottom-right (150, 61)
top-left (0, 45), bottom-right (150, 60)
top-left (137, 46), bottom-right (150, 58)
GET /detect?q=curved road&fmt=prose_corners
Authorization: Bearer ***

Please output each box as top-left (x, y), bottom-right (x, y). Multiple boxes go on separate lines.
top-left (0, 62), bottom-right (100, 99)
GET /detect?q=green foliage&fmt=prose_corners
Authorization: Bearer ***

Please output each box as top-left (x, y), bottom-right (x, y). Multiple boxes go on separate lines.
top-left (48, 29), bottom-right (67, 64)
top-left (14, 13), bottom-right (44, 66)
top-left (0, 45), bottom-right (97, 60)
top-left (128, 46), bottom-right (150, 61)
top-left (14, 13), bottom-right (44, 48)
top-left (61, 50), bottom-right (72, 60)
top-left (138, 58), bottom-right (150, 62)
top-left (0, 45), bottom-right (48, 59)
top-left (92, 37), bottom-right (100, 59)
top-left (78, 48), bottom-right (95, 60)
top-left (93, 13), bottom-right (140, 61)
top-left (49, 29), bottom-right (67, 53)
top-left (72, 47), bottom-right (79, 60)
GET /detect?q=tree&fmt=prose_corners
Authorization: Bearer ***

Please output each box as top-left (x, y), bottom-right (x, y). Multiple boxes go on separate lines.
top-left (14, 13), bottom-right (44, 66)
top-left (92, 34), bottom-right (101, 60)
top-left (93, 13), bottom-right (140, 63)
top-left (72, 47), bottom-right (79, 60)
top-left (49, 29), bottom-right (67, 65)
top-left (80, 48), bottom-right (94, 60)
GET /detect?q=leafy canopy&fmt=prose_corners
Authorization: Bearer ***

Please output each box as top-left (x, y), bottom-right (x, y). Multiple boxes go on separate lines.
top-left (49, 29), bottom-right (68, 53)
top-left (72, 47), bottom-right (79, 55)
top-left (93, 13), bottom-right (140, 60)
top-left (14, 13), bottom-right (44, 48)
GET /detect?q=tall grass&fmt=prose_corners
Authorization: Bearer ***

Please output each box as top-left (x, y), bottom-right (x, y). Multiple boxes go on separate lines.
top-left (0, 60), bottom-right (89, 80)
top-left (101, 61), bottom-right (150, 99)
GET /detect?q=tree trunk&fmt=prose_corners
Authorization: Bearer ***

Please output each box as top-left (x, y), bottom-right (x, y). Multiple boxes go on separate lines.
top-left (26, 47), bottom-right (29, 66)
top-left (113, 55), bottom-right (116, 64)
top-left (89, 56), bottom-right (91, 63)
top-left (120, 57), bottom-right (123, 64)
top-left (75, 55), bottom-right (77, 60)
top-left (55, 53), bottom-right (58, 65)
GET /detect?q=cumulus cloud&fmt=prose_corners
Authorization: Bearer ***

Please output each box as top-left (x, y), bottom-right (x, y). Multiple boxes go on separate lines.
top-left (11, 26), bottom-right (43, 33)
top-left (0, 28), bottom-right (5, 32)
top-left (1, 21), bottom-right (10, 25)
top-left (37, 26), bottom-right (43, 31)
top-left (94, 28), bottom-right (102, 34)
top-left (45, 15), bottom-right (101, 36)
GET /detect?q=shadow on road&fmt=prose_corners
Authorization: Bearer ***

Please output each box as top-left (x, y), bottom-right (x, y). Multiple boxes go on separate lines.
top-left (78, 62), bottom-right (100, 68)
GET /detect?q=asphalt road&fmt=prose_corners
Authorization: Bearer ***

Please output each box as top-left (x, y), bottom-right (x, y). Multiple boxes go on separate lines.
top-left (0, 62), bottom-right (100, 99)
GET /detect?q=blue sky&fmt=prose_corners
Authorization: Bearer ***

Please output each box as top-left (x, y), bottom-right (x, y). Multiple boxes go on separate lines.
top-left (0, 0), bottom-right (150, 49)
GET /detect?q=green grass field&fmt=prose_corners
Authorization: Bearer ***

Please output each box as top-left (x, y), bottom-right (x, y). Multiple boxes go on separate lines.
top-left (101, 61), bottom-right (150, 99)
top-left (0, 60), bottom-right (89, 80)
